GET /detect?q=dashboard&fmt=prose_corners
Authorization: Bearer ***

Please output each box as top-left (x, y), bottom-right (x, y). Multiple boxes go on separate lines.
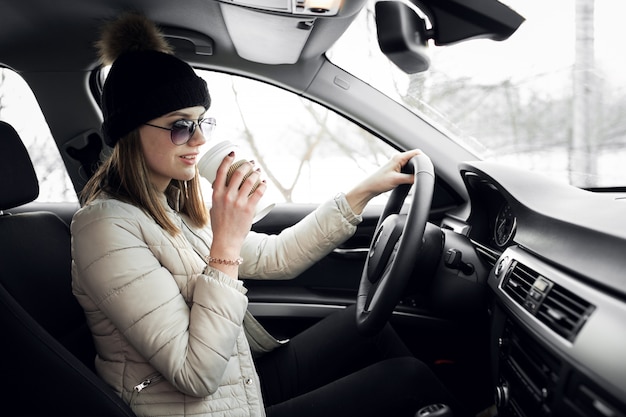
top-left (450, 161), bottom-right (626, 417)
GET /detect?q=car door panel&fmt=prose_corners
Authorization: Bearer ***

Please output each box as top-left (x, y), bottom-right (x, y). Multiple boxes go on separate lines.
top-left (247, 203), bottom-right (381, 338)
top-left (248, 203), bottom-right (380, 296)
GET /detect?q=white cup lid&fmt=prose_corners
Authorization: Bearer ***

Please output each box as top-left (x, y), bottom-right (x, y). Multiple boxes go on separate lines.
top-left (197, 140), bottom-right (238, 183)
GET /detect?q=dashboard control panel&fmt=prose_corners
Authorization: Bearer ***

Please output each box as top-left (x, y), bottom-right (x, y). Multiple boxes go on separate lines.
top-left (489, 247), bottom-right (626, 417)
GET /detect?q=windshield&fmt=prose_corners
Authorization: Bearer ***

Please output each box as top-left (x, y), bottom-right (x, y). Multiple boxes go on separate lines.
top-left (328, 0), bottom-right (626, 188)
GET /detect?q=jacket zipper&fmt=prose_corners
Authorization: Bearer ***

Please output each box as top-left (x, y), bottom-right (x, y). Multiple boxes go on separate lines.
top-left (130, 373), bottom-right (165, 405)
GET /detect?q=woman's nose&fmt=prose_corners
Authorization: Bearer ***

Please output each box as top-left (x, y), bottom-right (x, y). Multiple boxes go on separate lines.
top-left (189, 126), bottom-right (207, 146)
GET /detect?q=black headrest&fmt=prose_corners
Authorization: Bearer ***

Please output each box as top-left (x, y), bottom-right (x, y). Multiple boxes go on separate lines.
top-left (0, 121), bottom-right (39, 210)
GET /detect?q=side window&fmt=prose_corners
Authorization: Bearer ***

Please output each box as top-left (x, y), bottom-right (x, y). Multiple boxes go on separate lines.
top-left (197, 71), bottom-right (396, 204)
top-left (0, 68), bottom-right (77, 203)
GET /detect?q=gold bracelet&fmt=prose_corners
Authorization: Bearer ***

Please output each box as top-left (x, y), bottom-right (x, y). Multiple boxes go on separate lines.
top-left (206, 256), bottom-right (244, 266)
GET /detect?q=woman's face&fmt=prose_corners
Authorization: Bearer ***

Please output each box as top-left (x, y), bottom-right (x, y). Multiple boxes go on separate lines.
top-left (139, 106), bottom-right (207, 192)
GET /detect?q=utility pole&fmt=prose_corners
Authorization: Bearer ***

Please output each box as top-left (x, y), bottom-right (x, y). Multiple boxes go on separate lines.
top-left (571, 0), bottom-right (598, 187)
top-left (0, 69), bottom-right (6, 117)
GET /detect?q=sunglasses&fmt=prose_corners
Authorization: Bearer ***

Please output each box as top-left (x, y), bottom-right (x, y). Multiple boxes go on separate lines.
top-left (144, 117), bottom-right (216, 145)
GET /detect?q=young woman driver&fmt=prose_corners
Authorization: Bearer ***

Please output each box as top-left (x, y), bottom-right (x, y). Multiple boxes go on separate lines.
top-left (71, 13), bottom-right (458, 417)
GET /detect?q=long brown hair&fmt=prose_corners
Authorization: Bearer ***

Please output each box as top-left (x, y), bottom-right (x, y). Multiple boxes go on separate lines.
top-left (80, 130), bottom-right (209, 235)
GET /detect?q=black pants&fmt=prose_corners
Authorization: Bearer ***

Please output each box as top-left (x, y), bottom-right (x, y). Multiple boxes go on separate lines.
top-left (256, 305), bottom-right (457, 417)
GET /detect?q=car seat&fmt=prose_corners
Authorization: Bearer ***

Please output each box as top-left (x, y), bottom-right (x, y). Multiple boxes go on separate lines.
top-left (0, 121), bottom-right (135, 416)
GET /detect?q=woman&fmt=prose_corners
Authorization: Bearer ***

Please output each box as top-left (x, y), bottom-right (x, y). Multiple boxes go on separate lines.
top-left (71, 13), bottom-right (456, 417)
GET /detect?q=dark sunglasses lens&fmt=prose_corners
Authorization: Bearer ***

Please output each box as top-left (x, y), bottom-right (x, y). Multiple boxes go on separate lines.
top-left (171, 120), bottom-right (195, 145)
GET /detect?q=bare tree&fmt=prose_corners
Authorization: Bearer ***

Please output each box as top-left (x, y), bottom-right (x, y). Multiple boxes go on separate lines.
top-left (228, 77), bottom-right (392, 202)
top-left (228, 79), bottom-right (323, 202)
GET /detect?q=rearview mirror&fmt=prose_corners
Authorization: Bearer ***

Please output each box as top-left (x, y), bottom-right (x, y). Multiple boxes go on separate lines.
top-left (375, 0), bottom-right (525, 74)
top-left (375, 1), bottom-right (430, 74)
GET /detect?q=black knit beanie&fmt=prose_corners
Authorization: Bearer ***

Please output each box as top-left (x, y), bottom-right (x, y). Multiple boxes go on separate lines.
top-left (98, 14), bottom-right (210, 147)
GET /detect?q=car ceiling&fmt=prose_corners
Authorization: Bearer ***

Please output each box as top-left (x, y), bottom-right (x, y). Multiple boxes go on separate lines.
top-left (0, 0), bottom-right (522, 72)
top-left (0, 0), bottom-right (365, 73)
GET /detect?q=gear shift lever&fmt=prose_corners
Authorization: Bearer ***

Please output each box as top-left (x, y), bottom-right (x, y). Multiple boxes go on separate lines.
top-left (416, 403), bottom-right (453, 417)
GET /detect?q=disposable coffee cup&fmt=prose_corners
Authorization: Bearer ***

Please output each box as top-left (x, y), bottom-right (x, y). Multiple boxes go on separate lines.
top-left (198, 140), bottom-right (274, 223)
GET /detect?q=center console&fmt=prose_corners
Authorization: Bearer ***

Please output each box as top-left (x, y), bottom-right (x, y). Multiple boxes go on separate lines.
top-left (488, 247), bottom-right (626, 417)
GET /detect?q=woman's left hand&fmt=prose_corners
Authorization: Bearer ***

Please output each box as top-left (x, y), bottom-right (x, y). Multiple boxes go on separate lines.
top-left (345, 149), bottom-right (423, 215)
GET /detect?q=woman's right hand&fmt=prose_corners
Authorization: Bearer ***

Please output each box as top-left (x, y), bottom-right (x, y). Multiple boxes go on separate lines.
top-left (208, 151), bottom-right (266, 277)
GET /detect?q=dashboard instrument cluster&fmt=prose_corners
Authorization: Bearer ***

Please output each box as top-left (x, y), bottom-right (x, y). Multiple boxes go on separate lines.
top-left (493, 203), bottom-right (516, 248)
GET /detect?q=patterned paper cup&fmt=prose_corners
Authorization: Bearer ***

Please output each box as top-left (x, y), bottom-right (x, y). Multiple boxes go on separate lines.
top-left (198, 140), bottom-right (274, 223)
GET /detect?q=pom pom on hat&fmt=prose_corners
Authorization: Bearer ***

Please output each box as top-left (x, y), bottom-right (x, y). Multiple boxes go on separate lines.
top-left (96, 13), bottom-right (173, 65)
top-left (98, 13), bottom-right (210, 147)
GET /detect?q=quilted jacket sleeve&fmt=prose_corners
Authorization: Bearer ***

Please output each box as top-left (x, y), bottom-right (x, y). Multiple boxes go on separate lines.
top-left (238, 195), bottom-right (361, 280)
top-left (71, 200), bottom-right (247, 397)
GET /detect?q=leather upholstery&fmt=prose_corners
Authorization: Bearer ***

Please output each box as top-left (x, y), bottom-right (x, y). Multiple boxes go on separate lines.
top-left (0, 121), bottom-right (135, 416)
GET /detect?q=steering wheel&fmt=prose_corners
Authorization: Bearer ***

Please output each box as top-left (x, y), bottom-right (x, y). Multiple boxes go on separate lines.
top-left (356, 153), bottom-right (435, 336)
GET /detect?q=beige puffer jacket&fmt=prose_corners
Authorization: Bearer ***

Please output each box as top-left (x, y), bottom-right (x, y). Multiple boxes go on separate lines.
top-left (71, 193), bottom-right (360, 417)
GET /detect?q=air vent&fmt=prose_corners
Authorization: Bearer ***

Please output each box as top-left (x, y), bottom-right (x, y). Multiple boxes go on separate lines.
top-left (502, 261), bottom-right (536, 306)
top-left (537, 285), bottom-right (595, 341)
top-left (566, 373), bottom-right (625, 417)
top-left (501, 261), bottom-right (595, 341)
